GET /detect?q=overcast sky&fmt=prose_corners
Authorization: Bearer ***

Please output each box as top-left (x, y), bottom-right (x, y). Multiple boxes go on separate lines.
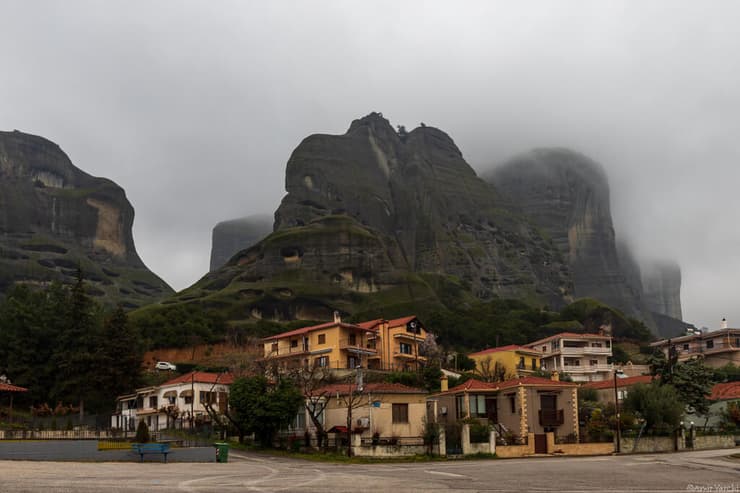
top-left (2, 1), bottom-right (739, 330)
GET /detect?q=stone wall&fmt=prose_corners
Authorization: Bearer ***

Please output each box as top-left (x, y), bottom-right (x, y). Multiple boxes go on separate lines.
top-left (553, 442), bottom-right (614, 455)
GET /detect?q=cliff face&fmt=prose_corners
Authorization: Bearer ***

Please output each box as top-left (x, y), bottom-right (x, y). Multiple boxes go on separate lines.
top-left (176, 114), bottom-right (572, 322)
top-left (0, 130), bottom-right (172, 308)
top-left (209, 214), bottom-right (272, 271)
top-left (641, 260), bottom-right (682, 321)
top-left (486, 149), bottom-right (642, 318)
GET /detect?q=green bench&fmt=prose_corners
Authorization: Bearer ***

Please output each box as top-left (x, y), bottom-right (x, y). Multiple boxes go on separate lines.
top-left (131, 443), bottom-right (171, 463)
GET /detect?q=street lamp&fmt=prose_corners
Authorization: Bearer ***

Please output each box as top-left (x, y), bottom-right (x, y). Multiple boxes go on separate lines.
top-left (613, 371), bottom-right (621, 453)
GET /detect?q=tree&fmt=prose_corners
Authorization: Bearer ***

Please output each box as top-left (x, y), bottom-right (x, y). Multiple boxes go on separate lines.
top-left (228, 375), bottom-right (303, 446)
top-left (135, 420), bottom-right (151, 443)
top-left (98, 305), bottom-right (143, 409)
top-left (335, 370), bottom-right (369, 457)
top-left (289, 366), bottom-right (334, 449)
top-left (477, 357), bottom-right (515, 382)
top-left (650, 351), bottom-right (715, 415)
top-left (623, 382), bottom-right (684, 434)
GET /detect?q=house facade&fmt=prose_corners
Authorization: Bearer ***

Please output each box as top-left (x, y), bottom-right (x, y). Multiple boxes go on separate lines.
top-left (650, 328), bottom-right (740, 368)
top-left (582, 374), bottom-right (654, 406)
top-left (428, 374), bottom-right (580, 441)
top-left (468, 345), bottom-right (542, 378)
top-left (525, 332), bottom-right (613, 382)
top-left (111, 371), bottom-right (233, 432)
top-left (262, 314), bottom-right (427, 372)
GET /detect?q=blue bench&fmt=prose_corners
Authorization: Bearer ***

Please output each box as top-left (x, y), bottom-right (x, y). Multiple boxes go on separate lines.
top-left (131, 443), bottom-right (171, 463)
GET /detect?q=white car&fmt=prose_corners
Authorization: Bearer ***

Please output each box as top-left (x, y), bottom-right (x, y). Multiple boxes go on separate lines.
top-left (155, 361), bottom-right (177, 371)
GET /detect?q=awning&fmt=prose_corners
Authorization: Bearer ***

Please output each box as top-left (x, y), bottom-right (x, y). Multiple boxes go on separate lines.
top-left (179, 389), bottom-right (193, 397)
top-left (328, 426), bottom-right (348, 433)
top-left (163, 390), bottom-right (177, 398)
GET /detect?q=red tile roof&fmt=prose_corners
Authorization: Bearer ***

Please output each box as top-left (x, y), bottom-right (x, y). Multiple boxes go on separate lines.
top-left (497, 376), bottom-right (577, 390)
top-left (469, 345), bottom-right (542, 357)
top-left (262, 321), bottom-right (375, 341)
top-left (387, 315), bottom-right (418, 328)
top-left (315, 382), bottom-right (425, 396)
top-left (583, 375), bottom-right (654, 390)
top-left (0, 382), bottom-right (28, 392)
top-left (356, 319), bottom-right (383, 330)
top-left (161, 371), bottom-right (234, 387)
top-left (710, 381), bottom-right (740, 401)
top-left (436, 376), bottom-right (576, 396)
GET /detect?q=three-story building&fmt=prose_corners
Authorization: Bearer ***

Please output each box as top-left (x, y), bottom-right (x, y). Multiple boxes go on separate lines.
top-left (525, 332), bottom-right (612, 382)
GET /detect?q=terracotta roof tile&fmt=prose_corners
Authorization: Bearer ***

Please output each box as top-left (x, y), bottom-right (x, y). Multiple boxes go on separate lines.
top-left (315, 382), bottom-right (425, 396)
top-left (710, 381), bottom-right (740, 401)
top-left (496, 376), bottom-right (577, 390)
top-left (469, 345), bottom-right (542, 357)
top-left (583, 375), bottom-right (654, 390)
top-left (0, 382), bottom-right (28, 392)
top-left (263, 321), bottom-right (377, 341)
top-left (161, 371), bottom-right (234, 387)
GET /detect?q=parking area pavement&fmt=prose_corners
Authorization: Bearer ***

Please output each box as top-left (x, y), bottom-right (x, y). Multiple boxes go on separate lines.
top-left (0, 440), bottom-right (215, 462)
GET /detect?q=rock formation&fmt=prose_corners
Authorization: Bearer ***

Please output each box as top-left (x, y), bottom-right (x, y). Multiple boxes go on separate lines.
top-left (209, 214), bottom-right (272, 271)
top-left (0, 130), bottom-right (172, 308)
top-left (486, 149), bottom-right (642, 317)
top-left (641, 260), bottom-right (682, 321)
top-left (179, 113), bottom-right (572, 322)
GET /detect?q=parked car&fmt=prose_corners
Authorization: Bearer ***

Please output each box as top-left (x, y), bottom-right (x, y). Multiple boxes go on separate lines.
top-left (155, 361), bottom-right (177, 371)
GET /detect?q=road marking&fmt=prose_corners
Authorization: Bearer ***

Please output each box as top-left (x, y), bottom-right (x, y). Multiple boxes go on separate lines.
top-left (426, 470), bottom-right (467, 478)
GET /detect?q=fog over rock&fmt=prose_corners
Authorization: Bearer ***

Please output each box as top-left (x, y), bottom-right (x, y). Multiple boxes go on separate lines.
top-left (0, 130), bottom-right (172, 308)
top-left (209, 214), bottom-right (272, 271)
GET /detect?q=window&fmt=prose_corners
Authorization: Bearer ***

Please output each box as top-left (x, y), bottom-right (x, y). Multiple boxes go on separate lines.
top-left (683, 343), bottom-right (690, 351)
top-left (531, 358), bottom-right (537, 370)
top-left (508, 395), bottom-right (516, 413)
top-left (392, 403), bottom-right (409, 423)
top-left (291, 339), bottom-right (298, 348)
top-left (184, 395), bottom-right (193, 405)
top-left (706, 340), bottom-right (714, 349)
top-left (167, 396), bottom-right (176, 405)
top-left (271, 342), bottom-right (278, 352)
top-left (349, 333), bottom-right (356, 346)
top-left (315, 356), bottom-right (329, 367)
top-left (590, 360), bottom-right (598, 366)
top-left (149, 396), bottom-right (157, 409)
top-left (518, 356), bottom-right (525, 369)
top-left (200, 391), bottom-right (216, 404)
top-left (541, 346), bottom-right (547, 353)
top-left (317, 334), bottom-right (326, 345)
top-left (735, 338), bottom-right (740, 347)
top-left (606, 340), bottom-right (611, 348)
top-left (592, 343), bottom-right (602, 348)
top-left (399, 343), bottom-right (412, 354)
top-left (292, 410), bottom-right (306, 431)
top-left (469, 395), bottom-right (486, 418)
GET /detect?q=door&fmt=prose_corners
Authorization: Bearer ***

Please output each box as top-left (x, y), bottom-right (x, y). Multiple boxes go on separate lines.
top-left (534, 434), bottom-right (548, 454)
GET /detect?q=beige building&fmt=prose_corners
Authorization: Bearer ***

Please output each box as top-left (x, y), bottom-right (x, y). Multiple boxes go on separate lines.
top-left (428, 374), bottom-right (580, 441)
top-left (650, 327), bottom-right (740, 368)
top-left (526, 332), bottom-right (613, 382)
top-left (468, 345), bottom-right (542, 379)
top-left (290, 382), bottom-right (427, 440)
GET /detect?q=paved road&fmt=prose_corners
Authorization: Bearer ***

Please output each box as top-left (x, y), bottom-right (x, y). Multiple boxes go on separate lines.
top-left (0, 440), bottom-right (214, 462)
top-left (0, 448), bottom-right (737, 492)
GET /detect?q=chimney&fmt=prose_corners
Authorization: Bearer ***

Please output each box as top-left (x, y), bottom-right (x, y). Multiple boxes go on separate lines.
top-left (440, 374), bottom-right (449, 392)
top-left (551, 370), bottom-right (560, 382)
top-left (333, 311), bottom-right (341, 324)
top-left (721, 318), bottom-right (728, 330)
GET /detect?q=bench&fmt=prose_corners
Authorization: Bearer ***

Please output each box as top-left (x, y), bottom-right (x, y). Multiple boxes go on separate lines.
top-left (131, 443), bottom-right (171, 463)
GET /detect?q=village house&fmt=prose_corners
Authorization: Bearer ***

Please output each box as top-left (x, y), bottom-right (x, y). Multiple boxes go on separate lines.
top-left (262, 314), bottom-right (428, 372)
top-left (111, 371), bottom-right (233, 432)
top-left (650, 324), bottom-right (740, 368)
top-left (525, 332), bottom-right (613, 382)
top-left (582, 374), bottom-right (654, 406)
top-left (428, 373), bottom-right (580, 450)
top-left (468, 345), bottom-right (543, 379)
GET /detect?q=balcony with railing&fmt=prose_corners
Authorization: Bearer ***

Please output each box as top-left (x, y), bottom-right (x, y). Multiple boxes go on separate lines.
top-left (538, 409), bottom-right (564, 427)
top-left (560, 346), bottom-right (611, 355)
top-left (339, 338), bottom-right (378, 356)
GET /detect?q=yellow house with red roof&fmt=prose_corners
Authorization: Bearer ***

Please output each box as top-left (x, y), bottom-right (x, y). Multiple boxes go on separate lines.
top-left (468, 345), bottom-right (542, 379)
top-left (262, 313), bottom-right (427, 371)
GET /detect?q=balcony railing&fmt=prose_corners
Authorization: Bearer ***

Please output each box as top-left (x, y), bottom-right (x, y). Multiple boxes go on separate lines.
top-left (339, 339), bottom-right (377, 355)
top-left (539, 409), bottom-right (564, 427)
top-left (560, 346), bottom-right (611, 355)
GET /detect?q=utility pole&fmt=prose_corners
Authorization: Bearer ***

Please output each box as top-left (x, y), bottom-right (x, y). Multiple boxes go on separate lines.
top-left (613, 371), bottom-right (621, 453)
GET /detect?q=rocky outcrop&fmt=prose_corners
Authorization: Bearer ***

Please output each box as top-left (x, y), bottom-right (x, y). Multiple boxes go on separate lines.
top-left (486, 149), bottom-right (642, 318)
top-left (641, 260), bottom-right (682, 321)
top-left (176, 113), bottom-right (572, 322)
top-left (209, 214), bottom-right (272, 271)
top-left (0, 130), bottom-right (172, 308)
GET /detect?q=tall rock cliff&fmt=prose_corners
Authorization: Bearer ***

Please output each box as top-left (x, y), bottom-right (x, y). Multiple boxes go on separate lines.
top-left (641, 260), bottom-right (682, 321)
top-left (177, 114), bottom-right (572, 322)
top-left (209, 214), bottom-right (272, 271)
top-left (485, 149), bottom-right (643, 320)
top-left (0, 130), bottom-right (172, 308)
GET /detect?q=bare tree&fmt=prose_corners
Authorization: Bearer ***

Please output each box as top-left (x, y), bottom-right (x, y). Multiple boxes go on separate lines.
top-left (477, 357), bottom-right (515, 383)
top-left (335, 368), bottom-right (369, 457)
top-left (288, 365), bottom-right (335, 449)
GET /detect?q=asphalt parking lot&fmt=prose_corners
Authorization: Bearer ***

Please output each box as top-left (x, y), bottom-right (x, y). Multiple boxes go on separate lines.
top-left (0, 440), bottom-right (214, 462)
top-left (0, 447), bottom-right (738, 492)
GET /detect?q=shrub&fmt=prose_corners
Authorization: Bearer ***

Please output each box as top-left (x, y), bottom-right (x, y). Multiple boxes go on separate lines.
top-left (135, 420), bottom-right (151, 443)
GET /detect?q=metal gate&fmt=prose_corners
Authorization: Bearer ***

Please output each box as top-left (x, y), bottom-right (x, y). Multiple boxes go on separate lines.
top-left (534, 434), bottom-right (548, 454)
top-left (445, 423), bottom-right (462, 455)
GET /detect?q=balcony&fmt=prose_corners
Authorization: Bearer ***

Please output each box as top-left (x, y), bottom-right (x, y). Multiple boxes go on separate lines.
top-left (560, 346), bottom-right (611, 355)
top-left (339, 339), bottom-right (377, 356)
top-left (538, 409), bottom-right (564, 427)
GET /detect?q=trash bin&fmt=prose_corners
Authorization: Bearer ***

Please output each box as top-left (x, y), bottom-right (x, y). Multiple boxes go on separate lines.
top-left (214, 442), bottom-right (229, 463)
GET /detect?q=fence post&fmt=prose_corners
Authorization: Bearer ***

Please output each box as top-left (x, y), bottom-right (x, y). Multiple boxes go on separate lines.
top-left (461, 423), bottom-right (471, 455)
top-left (437, 424), bottom-right (446, 457)
top-left (489, 429), bottom-right (496, 455)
